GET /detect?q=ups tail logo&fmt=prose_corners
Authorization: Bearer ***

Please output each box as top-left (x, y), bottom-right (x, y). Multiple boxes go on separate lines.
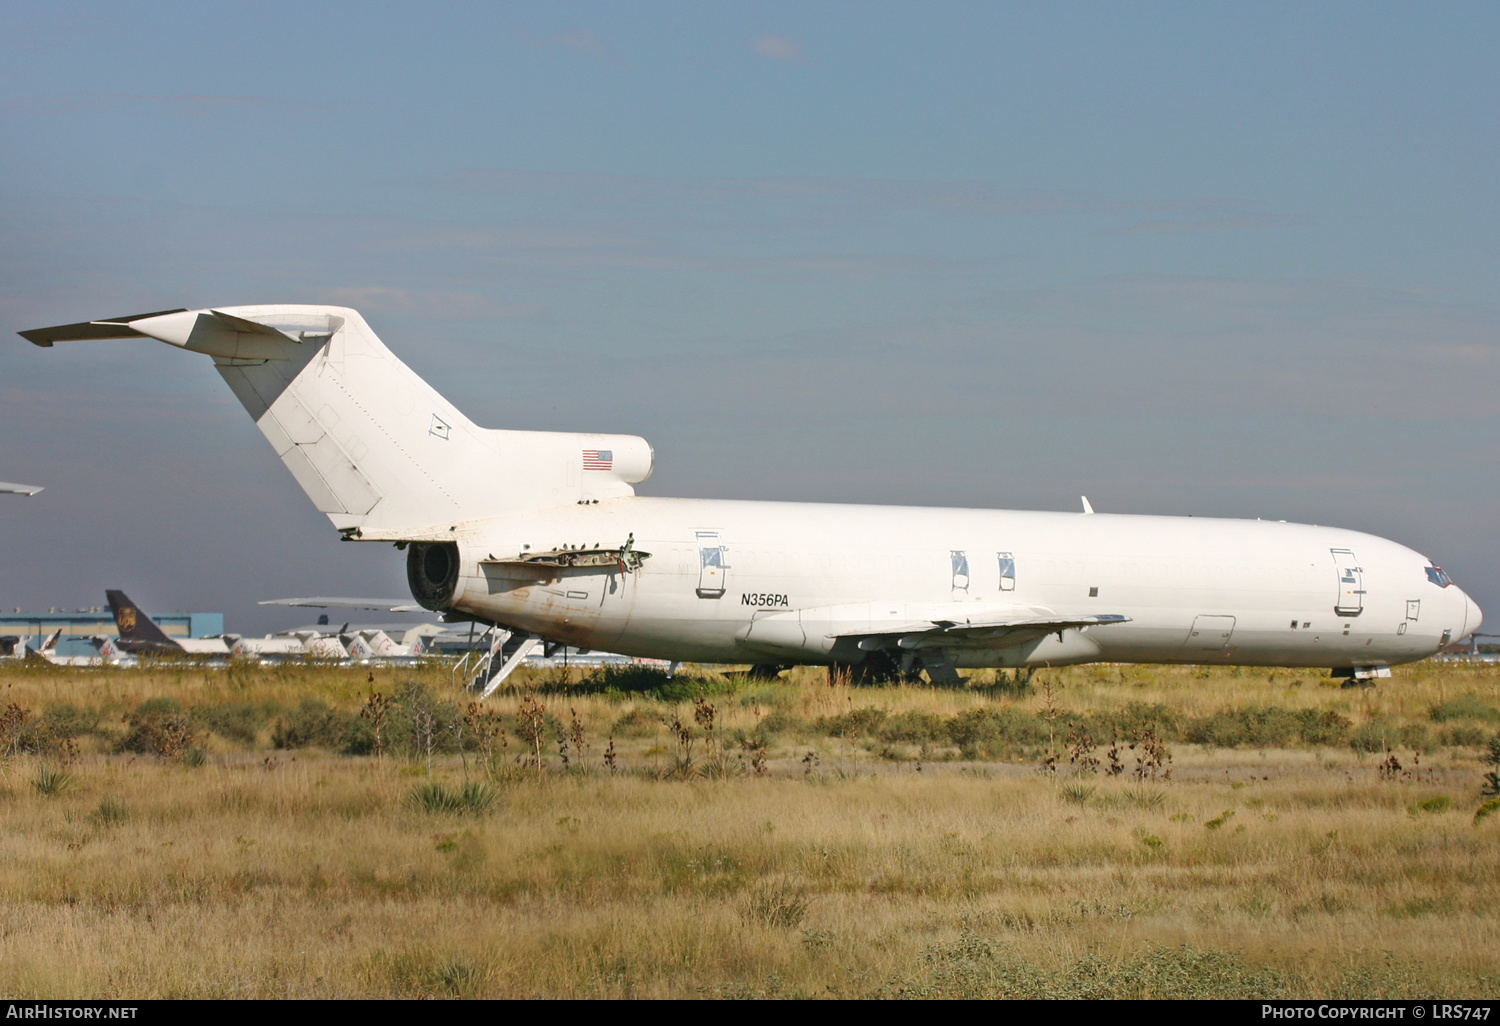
top-left (118, 608), bottom-right (137, 632)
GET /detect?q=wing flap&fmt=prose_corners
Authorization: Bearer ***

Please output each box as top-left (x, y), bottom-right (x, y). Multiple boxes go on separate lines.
top-left (838, 613), bottom-right (1129, 650)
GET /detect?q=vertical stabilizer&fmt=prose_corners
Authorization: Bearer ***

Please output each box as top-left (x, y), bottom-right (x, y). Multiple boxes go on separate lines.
top-left (105, 590), bottom-right (180, 652)
top-left (26, 305), bottom-right (655, 535)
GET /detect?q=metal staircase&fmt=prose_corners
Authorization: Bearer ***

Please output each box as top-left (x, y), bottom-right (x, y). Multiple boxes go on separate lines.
top-left (452, 625), bottom-right (542, 698)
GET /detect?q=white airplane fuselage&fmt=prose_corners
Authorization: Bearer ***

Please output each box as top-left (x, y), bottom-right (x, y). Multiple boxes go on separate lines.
top-left (433, 497), bottom-right (1476, 672)
top-left (24, 303), bottom-right (1481, 679)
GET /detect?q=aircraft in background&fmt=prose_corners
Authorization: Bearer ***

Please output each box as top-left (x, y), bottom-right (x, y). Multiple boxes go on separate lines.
top-left (228, 629), bottom-right (346, 659)
top-left (25, 305), bottom-right (1483, 692)
top-left (259, 596), bottom-right (424, 613)
top-left (249, 597), bottom-right (435, 659)
top-left (229, 627), bottom-right (426, 661)
top-left (103, 589), bottom-right (230, 657)
top-left (0, 628), bottom-right (61, 661)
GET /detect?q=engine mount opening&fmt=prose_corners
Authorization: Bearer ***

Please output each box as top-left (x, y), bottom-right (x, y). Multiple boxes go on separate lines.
top-left (407, 541), bottom-right (459, 610)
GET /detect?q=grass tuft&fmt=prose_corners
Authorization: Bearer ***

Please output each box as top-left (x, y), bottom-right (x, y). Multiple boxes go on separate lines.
top-left (30, 764), bottom-right (74, 797)
top-left (742, 885), bottom-right (810, 929)
top-left (1060, 782), bottom-right (1096, 805)
top-left (408, 780), bottom-right (496, 815)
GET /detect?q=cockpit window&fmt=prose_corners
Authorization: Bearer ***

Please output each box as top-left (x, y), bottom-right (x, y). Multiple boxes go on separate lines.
top-left (1425, 564), bottom-right (1452, 588)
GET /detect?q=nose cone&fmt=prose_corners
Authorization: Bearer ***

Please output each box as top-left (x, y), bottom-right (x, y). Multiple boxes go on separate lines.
top-left (1462, 589), bottom-right (1483, 640)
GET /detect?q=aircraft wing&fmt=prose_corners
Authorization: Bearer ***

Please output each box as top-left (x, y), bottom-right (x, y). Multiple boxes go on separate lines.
top-left (0, 482), bottom-right (44, 495)
top-left (259, 597), bottom-right (425, 612)
top-left (835, 613), bottom-right (1130, 651)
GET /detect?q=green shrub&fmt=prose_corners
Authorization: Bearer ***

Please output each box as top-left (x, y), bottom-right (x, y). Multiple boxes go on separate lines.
top-left (1297, 709), bottom-right (1354, 746)
top-left (136, 696), bottom-right (184, 717)
top-left (272, 698), bottom-right (358, 751)
top-left (609, 708), bottom-right (660, 738)
top-left (878, 711), bottom-right (947, 744)
top-left (1350, 719), bottom-right (1397, 754)
top-left (1186, 706), bottom-right (1299, 748)
top-left (654, 676), bottom-right (735, 703)
top-left (340, 682), bottom-right (467, 758)
top-left (191, 703), bottom-right (269, 744)
top-left (1084, 703), bottom-right (1182, 744)
top-left (579, 664), bottom-right (672, 694)
top-left (1429, 693), bottom-right (1500, 723)
top-left (1439, 724), bottom-right (1488, 748)
top-left (817, 706), bottom-right (888, 738)
top-left (1410, 796), bottom-right (1452, 815)
top-left (945, 707), bottom-right (1046, 757)
top-left (1397, 723), bottom-right (1432, 752)
top-left (119, 701), bottom-right (194, 759)
top-left (41, 703), bottom-right (103, 740)
top-left (1183, 707), bottom-right (1350, 748)
top-left (0, 703), bottom-right (65, 758)
top-left (758, 708), bottom-right (806, 736)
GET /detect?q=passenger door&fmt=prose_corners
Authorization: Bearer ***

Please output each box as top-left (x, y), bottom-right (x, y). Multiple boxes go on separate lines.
top-left (696, 531), bottom-right (727, 599)
top-left (1331, 548), bottom-right (1364, 616)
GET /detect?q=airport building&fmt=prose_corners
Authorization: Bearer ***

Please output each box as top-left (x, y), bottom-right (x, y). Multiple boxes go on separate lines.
top-left (0, 609), bottom-right (224, 658)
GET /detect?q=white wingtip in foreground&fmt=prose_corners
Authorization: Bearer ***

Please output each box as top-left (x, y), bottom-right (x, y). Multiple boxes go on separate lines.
top-left (25, 305), bottom-right (1481, 688)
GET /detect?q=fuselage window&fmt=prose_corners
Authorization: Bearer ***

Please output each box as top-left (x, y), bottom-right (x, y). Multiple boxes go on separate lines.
top-left (997, 552), bottom-right (1016, 592)
top-left (951, 550), bottom-right (970, 592)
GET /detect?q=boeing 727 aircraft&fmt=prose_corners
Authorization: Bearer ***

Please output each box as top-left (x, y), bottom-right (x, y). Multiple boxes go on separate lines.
top-left (23, 306), bottom-right (1482, 686)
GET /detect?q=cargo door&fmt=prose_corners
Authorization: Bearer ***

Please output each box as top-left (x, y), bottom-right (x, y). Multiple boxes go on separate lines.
top-left (1185, 615), bottom-right (1236, 651)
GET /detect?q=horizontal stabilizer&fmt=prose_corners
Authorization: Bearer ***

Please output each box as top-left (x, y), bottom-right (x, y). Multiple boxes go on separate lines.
top-left (18, 309), bottom-right (188, 347)
top-left (0, 482), bottom-right (44, 496)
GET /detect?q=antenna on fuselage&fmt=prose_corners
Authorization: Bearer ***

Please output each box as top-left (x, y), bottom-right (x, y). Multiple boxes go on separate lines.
top-left (1081, 496), bottom-right (1095, 515)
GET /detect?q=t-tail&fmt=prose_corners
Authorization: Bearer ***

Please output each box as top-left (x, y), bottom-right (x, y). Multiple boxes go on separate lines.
top-left (104, 589), bottom-right (181, 654)
top-left (21, 307), bottom-right (654, 542)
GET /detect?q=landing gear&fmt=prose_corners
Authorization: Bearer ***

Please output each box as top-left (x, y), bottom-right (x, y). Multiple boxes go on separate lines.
top-left (1331, 667), bottom-right (1375, 689)
top-left (829, 652), bottom-right (919, 685)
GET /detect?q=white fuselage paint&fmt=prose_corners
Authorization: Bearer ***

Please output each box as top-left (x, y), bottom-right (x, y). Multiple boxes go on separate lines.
top-left (446, 497), bottom-right (1479, 670)
top-left (26, 304), bottom-right (1480, 675)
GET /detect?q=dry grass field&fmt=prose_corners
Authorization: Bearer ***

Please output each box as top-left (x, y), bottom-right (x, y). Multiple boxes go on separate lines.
top-left (1, 657), bottom-right (1498, 998)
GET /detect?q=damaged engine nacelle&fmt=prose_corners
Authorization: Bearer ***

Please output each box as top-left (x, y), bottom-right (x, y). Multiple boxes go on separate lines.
top-left (407, 541), bottom-right (460, 610)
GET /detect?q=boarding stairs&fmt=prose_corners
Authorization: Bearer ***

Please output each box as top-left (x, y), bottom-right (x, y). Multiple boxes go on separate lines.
top-left (452, 625), bottom-right (542, 698)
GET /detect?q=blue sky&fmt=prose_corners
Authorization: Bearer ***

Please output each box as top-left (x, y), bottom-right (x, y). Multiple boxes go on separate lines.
top-left (2, 2), bottom-right (1496, 634)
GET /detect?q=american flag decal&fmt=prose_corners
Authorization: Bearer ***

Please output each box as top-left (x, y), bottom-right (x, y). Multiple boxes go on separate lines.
top-left (582, 449), bottom-right (613, 471)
